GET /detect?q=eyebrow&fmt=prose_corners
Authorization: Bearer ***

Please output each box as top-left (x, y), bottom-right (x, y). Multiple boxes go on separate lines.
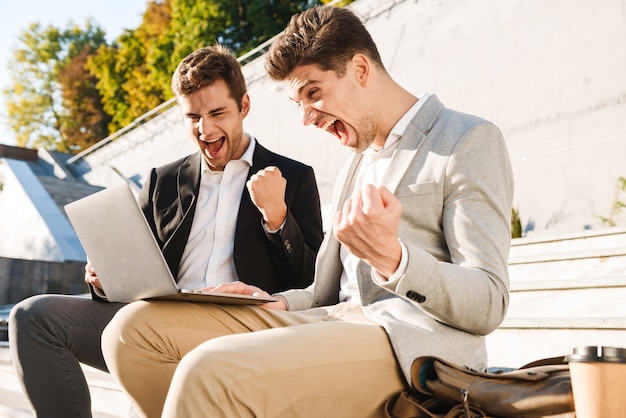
top-left (288, 79), bottom-right (318, 102)
top-left (184, 106), bottom-right (228, 117)
top-left (207, 106), bottom-right (228, 115)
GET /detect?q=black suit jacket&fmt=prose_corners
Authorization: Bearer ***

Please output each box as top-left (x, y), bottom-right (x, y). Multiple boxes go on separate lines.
top-left (137, 141), bottom-right (323, 294)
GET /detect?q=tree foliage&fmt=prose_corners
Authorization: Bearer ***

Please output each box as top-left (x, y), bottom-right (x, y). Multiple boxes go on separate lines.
top-left (5, 0), bottom-right (353, 153)
top-left (86, 1), bottom-right (173, 131)
top-left (87, 0), bottom-right (322, 133)
top-left (58, 45), bottom-right (112, 151)
top-left (2, 21), bottom-right (109, 151)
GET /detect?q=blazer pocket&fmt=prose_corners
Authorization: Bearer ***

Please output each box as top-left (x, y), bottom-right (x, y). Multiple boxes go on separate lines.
top-left (395, 182), bottom-right (435, 197)
top-left (395, 182), bottom-right (438, 219)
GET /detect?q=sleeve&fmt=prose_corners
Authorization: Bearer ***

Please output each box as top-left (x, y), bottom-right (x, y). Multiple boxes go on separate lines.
top-left (264, 163), bottom-right (324, 289)
top-left (380, 120), bottom-right (514, 335)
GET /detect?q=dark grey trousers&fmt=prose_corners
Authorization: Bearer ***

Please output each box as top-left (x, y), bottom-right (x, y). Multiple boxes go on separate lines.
top-left (9, 294), bottom-right (126, 417)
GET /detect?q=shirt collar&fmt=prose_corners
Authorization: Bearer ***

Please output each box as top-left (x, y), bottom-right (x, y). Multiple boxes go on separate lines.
top-left (385, 92), bottom-right (431, 148)
top-left (363, 93), bottom-right (430, 157)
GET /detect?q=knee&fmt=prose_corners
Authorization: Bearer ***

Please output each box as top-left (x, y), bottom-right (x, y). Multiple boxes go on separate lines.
top-left (9, 294), bottom-right (56, 338)
top-left (101, 301), bottom-right (155, 366)
top-left (102, 301), bottom-right (144, 345)
top-left (167, 341), bottom-right (263, 416)
top-left (173, 338), bottom-right (243, 390)
top-left (178, 345), bottom-right (220, 380)
top-left (170, 342), bottom-right (230, 396)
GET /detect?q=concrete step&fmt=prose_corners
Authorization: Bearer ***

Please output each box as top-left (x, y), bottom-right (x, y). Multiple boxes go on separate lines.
top-left (510, 227), bottom-right (626, 260)
top-left (506, 275), bottom-right (626, 318)
top-left (509, 227), bottom-right (626, 282)
top-left (486, 227), bottom-right (626, 368)
top-left (0, 347), bottom-right (129, 418)
top-left (0, 363), bottom-right (34, 418)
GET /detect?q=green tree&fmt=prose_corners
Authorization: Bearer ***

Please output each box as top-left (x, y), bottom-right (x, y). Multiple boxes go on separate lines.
top-left (88, 0), bottom-right (327, 132)
top-left (87, 0), bottom-right (173, 131)
top-left (58, 45), bottom-right (112, 151)
top-left (217, 0), bottom-right (320, 54)
top-left (2, 20), bottom-right (108, 151)
top-left (4, 0), bottom-right (355, 151)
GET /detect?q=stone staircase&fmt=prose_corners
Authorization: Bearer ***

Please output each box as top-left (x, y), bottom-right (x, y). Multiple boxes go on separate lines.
top-left (1, 227), bottom-right (625, 415)
top-left (486, 226), bottom-right (626, 367)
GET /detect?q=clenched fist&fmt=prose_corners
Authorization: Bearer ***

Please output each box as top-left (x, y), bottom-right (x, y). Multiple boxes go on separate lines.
top-left (247, 166), bottom-right (288, 230)
top-left (333, 184), bottom-right (403, 279)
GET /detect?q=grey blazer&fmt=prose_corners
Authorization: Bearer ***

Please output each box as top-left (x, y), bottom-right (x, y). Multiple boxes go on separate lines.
top-left (278, 95), bottom-right (514, 385)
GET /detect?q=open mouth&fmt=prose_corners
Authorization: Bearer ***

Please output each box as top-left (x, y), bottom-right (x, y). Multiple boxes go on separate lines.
top-left (204, 136), bottom-right (225, 154)
top-left (320, 119), bottom-right (348, 143)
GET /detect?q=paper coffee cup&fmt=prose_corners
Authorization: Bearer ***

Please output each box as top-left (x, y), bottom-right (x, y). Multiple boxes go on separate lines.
top-left (566, 346), bottom-right (626, 418)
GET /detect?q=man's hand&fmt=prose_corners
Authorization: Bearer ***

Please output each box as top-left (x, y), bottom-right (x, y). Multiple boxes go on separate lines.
top-left (84, 261), bottom-right (103, 291)
top-left (201, 281), bottom-right (288, 310)
top-left (246, 166), bottom-right (288, 231)
top-left (333, 184), bottom-right (403, 279)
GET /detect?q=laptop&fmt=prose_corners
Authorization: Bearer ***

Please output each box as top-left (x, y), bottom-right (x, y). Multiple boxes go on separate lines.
top-left (64, 182), bottom-right (278, 305)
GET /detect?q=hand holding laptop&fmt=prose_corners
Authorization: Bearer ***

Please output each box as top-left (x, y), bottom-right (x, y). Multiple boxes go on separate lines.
top-left (84, 261), bottom-right (103, 291)
top-left (203, 282), bottom-right (288, 310)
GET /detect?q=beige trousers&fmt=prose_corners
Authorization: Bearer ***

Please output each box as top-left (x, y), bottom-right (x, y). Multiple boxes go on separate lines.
top-left (102, 300), bottom-right (405, 418)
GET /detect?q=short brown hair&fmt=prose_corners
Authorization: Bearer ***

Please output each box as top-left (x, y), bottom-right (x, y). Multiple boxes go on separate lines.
top-left (265, 5), bottom-right (384, 81)
top-left (171, 45), bottom-right (247, 110)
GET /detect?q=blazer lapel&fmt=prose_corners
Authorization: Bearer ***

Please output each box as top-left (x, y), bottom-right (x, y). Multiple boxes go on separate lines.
top-left (381, 123), bottom-right (424, 194)
top-left (177, 152), bottom-right (201, 214)
top-left (161, 152), bottom-right (201, 267)
top-left (380, 94), bottom-right (444, 193)
top-left (313, 152), bottom-right (363, 303)
top-left (330, 152), bottom-right (363, 215)
top-left (234, 142), bottom-right (272, 242)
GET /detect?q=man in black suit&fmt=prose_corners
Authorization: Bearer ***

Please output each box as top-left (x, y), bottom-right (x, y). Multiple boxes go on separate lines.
top-left (9, 45), bottom-right (323, 417)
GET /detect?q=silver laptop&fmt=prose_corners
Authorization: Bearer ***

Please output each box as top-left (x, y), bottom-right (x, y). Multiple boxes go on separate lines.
top-left (64, 182), bottom-right (277, 304)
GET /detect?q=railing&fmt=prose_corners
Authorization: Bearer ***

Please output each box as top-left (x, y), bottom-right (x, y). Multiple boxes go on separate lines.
top-left (66, 0), bottom-right (359, 167)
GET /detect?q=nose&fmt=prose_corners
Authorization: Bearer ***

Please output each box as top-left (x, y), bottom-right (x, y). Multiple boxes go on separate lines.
top-left (300, 103), bottom-right (316, 126)
top-left (198, 117), bottom-right (214, 136)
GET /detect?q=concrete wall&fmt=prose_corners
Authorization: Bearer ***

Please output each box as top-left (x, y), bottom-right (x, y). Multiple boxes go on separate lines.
top-left (67, 0), bottom-right (626, 237)
top-left (244, 0), bottom-right (626, 236)
top-left (0, 256), bottom-right (87, 305)
top-left (0, 159), bottom-right (85, 262)
top-left (69, 103), bottom-right (196, 190)
top-left (0, 161), bottom-right (62, 261)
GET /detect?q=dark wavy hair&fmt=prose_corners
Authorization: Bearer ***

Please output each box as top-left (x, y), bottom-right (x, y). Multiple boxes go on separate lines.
top-left (265, 5), bottom-right (384, 81)
top-left (171, 44), bottom-right (247, 111)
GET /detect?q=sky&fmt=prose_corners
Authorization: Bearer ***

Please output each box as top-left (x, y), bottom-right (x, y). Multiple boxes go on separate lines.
top-left (0, 0), bottom-right (149, 146)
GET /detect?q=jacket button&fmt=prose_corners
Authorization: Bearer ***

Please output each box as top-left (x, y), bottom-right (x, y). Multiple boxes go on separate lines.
top-left (406, 290), bottom-right (426, 303)
top-left (284, 240), bottom-right (292, 254)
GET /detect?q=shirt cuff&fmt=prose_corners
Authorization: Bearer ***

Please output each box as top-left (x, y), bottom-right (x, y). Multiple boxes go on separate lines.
top-left (372, 239), bottom-right (408, 284)
top-left (262, 218), bottom-right (287, 235)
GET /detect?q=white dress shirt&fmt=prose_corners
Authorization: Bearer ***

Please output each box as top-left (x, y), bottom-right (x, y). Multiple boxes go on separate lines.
top-left (176, 135), bottom-right (256, 289)
top-left (339, 93), bottom-right (430, 303)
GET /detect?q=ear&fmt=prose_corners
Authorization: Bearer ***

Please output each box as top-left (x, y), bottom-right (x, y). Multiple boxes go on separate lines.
top-left (352, 54), bottom-right (370, 86)
top-left (241, 93), bottom-right (251, 118)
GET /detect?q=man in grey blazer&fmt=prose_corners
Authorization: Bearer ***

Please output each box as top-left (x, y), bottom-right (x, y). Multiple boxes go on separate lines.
top-left (9, 45), bottom-right (323, 417)
top-left (101, 6), bottom-right (514, 418)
